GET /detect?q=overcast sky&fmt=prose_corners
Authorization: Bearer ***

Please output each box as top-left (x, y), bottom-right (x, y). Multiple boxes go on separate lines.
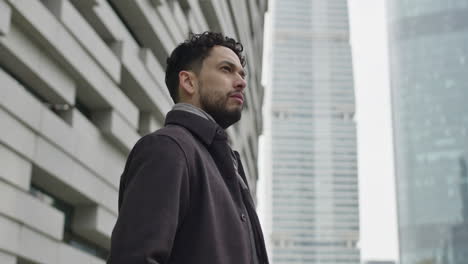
top-left (258, 0), bottom-right (399, 262)
top-left (347, 0), bottom-right (399, 261)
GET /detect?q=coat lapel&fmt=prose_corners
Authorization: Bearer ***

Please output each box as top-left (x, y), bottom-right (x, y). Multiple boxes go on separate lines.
top-left (208, 130), bottom-right (244, 206)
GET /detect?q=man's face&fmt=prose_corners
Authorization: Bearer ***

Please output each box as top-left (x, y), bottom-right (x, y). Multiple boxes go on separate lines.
top-left (194, 46), bottom-right (247, 129)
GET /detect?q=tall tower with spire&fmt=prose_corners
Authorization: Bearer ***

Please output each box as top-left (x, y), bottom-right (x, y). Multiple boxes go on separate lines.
top-left (269, 0), bottom-right (360, 263)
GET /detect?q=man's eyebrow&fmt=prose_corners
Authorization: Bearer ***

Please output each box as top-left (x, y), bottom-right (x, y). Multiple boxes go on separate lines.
top-left (218, 60), bottom-right (247, 77)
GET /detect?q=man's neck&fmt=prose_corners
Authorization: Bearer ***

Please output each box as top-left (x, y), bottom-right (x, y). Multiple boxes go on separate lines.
top-left (172, 103), bottom-right (217, 124)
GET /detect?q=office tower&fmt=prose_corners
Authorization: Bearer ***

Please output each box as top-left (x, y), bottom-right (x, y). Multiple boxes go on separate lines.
top-left (0, 0), bottom-right (267, 262)
top-left (269, 0), bottom-right (360, 263)
top-left (387, 1), bottom-right (468, 264)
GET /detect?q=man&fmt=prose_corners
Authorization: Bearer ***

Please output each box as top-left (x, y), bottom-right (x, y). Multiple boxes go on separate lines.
top-left (107, 32), bottom-right (269, 264)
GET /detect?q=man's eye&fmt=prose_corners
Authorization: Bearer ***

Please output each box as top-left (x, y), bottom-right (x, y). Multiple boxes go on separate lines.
top-left (221, 66), bottom-right (231, 72)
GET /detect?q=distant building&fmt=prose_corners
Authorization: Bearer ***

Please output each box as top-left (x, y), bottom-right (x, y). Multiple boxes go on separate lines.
top-left (387, 0), bottom-right (468, 264)
top-left (0, 0), bottom-right (267, 263)
top-left (269, 0), bottom-right (359, 263)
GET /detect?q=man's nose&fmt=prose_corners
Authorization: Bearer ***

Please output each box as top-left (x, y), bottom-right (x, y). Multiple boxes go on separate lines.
top-left (234, 77), bottom-right (247, 91)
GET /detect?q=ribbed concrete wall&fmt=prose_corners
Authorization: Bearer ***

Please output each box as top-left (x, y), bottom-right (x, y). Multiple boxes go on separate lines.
top-left (0, 0), bottom-right (267, 262)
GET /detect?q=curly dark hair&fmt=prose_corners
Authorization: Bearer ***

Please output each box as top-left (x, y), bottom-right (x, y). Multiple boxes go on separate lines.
top-left (165, 31), bottom-right (245, 103)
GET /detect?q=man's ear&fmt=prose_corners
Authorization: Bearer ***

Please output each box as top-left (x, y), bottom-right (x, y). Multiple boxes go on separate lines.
top-left (179, 70), bottom-right (197, 96)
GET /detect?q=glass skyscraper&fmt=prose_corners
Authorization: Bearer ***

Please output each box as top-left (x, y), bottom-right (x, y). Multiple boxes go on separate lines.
top-left (270, 0), bottom-right (360, 263)
top-left (387, 1), bottom-right (468, 264)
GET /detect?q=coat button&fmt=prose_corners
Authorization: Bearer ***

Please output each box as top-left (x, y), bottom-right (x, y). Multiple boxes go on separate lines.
top-left (241, 213), bottom-right (247, 222)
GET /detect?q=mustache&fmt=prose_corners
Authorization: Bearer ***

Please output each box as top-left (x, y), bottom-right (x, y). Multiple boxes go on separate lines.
top-left (228, 91), bottom-right (245, 97)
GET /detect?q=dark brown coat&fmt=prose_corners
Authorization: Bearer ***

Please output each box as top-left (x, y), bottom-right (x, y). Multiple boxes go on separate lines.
top-left (107, 110), bottom-right (268, 264)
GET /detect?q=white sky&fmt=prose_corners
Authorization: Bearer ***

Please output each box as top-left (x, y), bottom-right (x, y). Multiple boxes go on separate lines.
top-left (258, 0), bottom-right (399, 262)
top-left (348, 0), bottom-right (399, 261)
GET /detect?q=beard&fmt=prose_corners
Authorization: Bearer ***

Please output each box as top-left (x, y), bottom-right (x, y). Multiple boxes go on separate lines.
top-left (199, 82), bottom-right (243, 129)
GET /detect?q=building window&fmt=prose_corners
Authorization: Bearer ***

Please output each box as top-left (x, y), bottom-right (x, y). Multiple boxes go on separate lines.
top-left (29, 184), bottom-right (109, 260)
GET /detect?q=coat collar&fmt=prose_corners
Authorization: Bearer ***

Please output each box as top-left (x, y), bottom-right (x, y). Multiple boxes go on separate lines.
top-left (164, 110), bottom-right (227, 146)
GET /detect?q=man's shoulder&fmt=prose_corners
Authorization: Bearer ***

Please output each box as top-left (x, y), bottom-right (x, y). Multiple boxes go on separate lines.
top-left (137, 124), bottom-right (198, 150)
top-left (153, 124), bottom-right (194, 143)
